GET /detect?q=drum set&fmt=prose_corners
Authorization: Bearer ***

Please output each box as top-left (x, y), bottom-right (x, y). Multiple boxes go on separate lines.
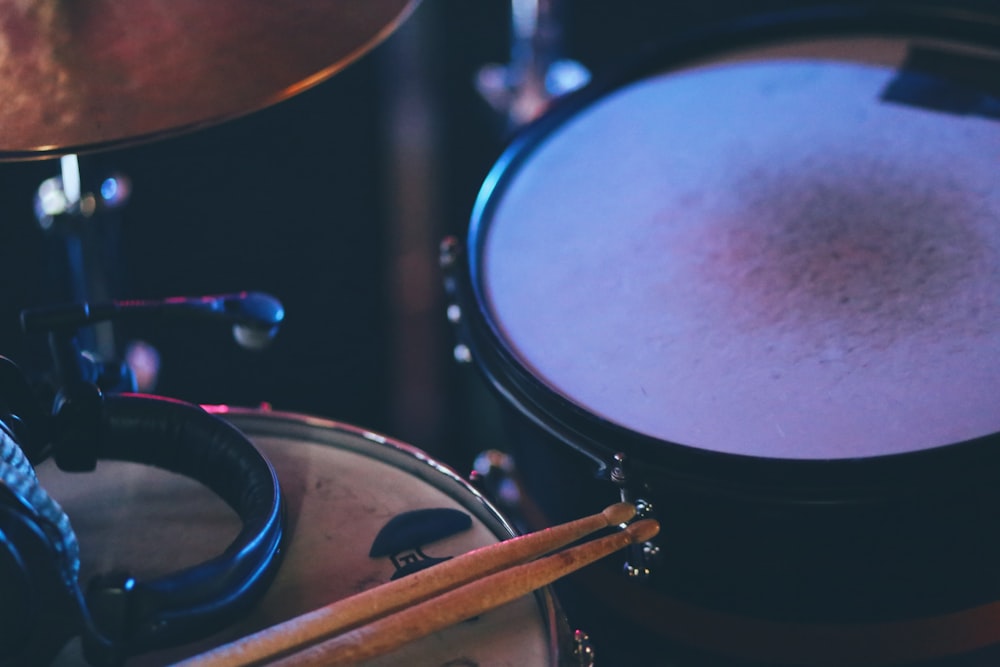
top-left (2, 1), bottom-right (1000, 666)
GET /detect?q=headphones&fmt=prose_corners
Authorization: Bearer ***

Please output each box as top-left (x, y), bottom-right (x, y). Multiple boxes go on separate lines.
top-left (0, 356), bottom-right (285, 666)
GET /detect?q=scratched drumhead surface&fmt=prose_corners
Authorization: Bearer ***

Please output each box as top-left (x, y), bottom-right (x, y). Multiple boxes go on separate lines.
top-left (41, 411), bottom-right (557, 666)
top-left (480, 35), bottom-right (1000, 460)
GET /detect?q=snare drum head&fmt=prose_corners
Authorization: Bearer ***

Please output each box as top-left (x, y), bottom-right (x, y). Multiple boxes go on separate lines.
top-left (41, 410), bottom-right (559, 666)
top-left (474, 15), bottom-right (1000, 461)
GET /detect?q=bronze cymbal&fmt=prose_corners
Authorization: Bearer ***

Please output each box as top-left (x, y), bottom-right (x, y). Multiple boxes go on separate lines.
top-left (0, 0), bottom-right (417, 160)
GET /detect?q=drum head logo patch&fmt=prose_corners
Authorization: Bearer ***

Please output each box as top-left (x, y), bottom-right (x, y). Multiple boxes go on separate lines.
top-left (369, 508), bottom-right (472, 579)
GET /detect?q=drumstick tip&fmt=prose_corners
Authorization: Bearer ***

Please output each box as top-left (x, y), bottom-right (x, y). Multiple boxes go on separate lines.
top-left (624, 518), bottom-right (660, 544)
top-left (602, 501), bottom-right (637, 526)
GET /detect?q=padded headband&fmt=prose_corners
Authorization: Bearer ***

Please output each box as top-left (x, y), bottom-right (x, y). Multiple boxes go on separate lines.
top-left (76, 394), bottom-right (285, 666)
top-left (1, 426), bottom-right (80, 587)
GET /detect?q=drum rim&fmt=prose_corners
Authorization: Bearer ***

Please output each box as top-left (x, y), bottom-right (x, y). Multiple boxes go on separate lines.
top-left (206, 404), bottom-right (521, 532)
top-left (459, 4), bottom-right (1000, 498)
top-left (203, 405), bottom-right (569, 664)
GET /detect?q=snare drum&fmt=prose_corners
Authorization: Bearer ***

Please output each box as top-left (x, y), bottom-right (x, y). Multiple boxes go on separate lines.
top-left (444, 6), bottom-right (1000, 666)
top-left (40, 408), bottom-right (567, 666)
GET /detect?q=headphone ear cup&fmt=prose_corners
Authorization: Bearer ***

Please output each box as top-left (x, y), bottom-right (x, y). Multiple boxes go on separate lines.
top-left (1, 427), bottom-right (80, 586)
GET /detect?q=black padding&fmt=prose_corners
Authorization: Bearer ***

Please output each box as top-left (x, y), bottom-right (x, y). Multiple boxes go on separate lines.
top-left (81, 394), bottom-right (284, 662)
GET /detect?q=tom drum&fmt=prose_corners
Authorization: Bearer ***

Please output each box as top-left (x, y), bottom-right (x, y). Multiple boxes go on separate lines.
top-left (443, 5), bottom-right (1000, 666)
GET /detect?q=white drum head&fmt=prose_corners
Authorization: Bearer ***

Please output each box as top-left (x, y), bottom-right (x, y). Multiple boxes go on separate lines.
top-left (480, 34), bottom-right (1000, 460)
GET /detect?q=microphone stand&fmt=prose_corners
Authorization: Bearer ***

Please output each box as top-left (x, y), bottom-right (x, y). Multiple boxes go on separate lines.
top-left (18, 290), bottom-right (284, 469)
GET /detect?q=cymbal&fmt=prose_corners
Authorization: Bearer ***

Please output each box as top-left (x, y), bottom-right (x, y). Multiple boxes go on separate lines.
top-left (0, 0), bottom-right (417, 160)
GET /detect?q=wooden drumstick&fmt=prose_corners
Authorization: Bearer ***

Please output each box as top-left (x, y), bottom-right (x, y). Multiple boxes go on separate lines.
top-left (273, 519), bottom-right (660, 667)
top-left (179, 502), bottom-right (636, 667)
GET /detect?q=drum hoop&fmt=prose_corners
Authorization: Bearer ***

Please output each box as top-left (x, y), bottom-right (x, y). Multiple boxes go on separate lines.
top-left (460, 4), bottom-right (1000, 499)
top-left (202, 405), bottom-right (568, 664)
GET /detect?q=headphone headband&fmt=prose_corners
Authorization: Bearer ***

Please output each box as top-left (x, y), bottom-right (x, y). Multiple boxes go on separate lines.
top-left (2, 391), bottom-right (285, 667)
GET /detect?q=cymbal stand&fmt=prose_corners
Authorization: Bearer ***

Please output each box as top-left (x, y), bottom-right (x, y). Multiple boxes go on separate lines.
top-left (475, 0), bottom-right (590, 130)
top-left (33, 154), bottom-right (132, 383)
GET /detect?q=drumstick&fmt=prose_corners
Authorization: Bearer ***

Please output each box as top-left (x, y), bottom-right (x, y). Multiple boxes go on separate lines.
top-left (179, 502), bottom-right (636, 667)
top-left (273, 518), bottom-right (660, 667)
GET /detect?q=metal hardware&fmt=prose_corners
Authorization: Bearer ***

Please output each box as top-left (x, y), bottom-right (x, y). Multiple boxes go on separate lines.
top-left (609, 452), bottom-right (659, 580)
top-left (571, 628), bottom-right (596, 667)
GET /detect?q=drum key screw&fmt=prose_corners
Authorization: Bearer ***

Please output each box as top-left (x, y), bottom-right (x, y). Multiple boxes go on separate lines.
top-left (608, 453), bottom-right (660, 580)
top-left (634, 498), bottom-right (653, 519)
top-left (610, 453), bottom-right (627, 486)
top-left (439, 238), bottom-right (472, 362)
top-left (453, 344), bottom-right (473, 364)
top-left (572, 629), bottom-right (596, 667)
top-left (625, 560), bottom-right (653, 580)
top-left (438, 236), bottom-right (461, 269)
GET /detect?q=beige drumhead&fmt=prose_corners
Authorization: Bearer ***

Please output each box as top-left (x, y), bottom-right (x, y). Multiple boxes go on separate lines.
top-left (40, 408), bottom-right (561, 666)
top-left (481, 34), bottom-right (1000, 460)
